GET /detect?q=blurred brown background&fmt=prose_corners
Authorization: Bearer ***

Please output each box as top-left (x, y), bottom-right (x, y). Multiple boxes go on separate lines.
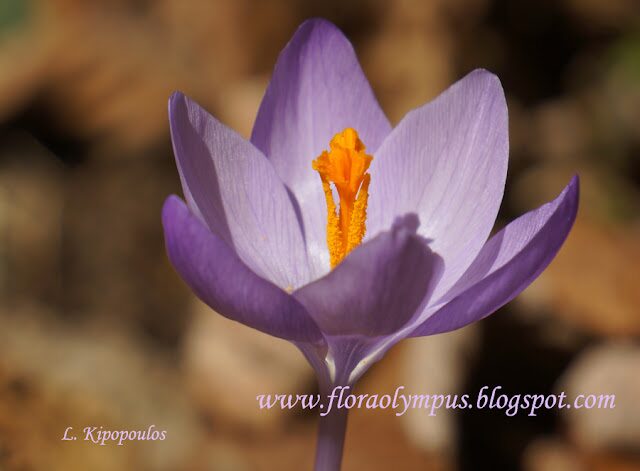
top-left (0, 0), bottom-right (638, 470)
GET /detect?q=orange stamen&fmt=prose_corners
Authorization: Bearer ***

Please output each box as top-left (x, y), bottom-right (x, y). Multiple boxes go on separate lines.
top-left (312, 128), bottom-right (372, 268)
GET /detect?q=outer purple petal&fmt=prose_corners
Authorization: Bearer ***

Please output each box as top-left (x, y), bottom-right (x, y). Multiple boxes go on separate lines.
top-left (251, 18), bottom-right (392, 277)
top-left (410, 176), bottom-right (579, 337)
top-left (368, 69), bottom-right (508, 300)
top-left (293, 215), bottom-right (442, 337)
top-left (169, 92), bottom-right (310, 289)
top-left (162, 195), bottom-right (323, 344)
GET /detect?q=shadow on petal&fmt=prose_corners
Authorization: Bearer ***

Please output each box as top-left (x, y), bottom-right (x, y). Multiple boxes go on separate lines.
top-left (294, 214), bottom-right (443, 337)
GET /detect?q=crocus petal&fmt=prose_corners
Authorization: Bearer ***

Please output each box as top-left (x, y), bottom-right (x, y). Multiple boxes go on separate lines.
top-left (293, 214), bottom-right (442, 337)
top-left (251, 18), bottom-right (392, 277)
top-left (169, 92), bottom-right (310, 289)
top-left (410, 175), bottom-right (579, 337)
top-left (368, 69), bottom-right (508, 300)
top-left (162, 195), bottom-right (323, 344)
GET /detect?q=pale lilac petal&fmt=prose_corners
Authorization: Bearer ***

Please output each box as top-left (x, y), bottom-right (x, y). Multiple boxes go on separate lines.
top-left (162, 196), bottom-right (323, 343)
top-left (410, 176), bottom-right (579, 337)
top-left (293, 215), bottom-right (442, 337)
top-left (368, 69), bottom-right (509, 300)
top-left (251, 18), bottom-right (392, 277)
top-left (169, 92), bottom-right (310, 289)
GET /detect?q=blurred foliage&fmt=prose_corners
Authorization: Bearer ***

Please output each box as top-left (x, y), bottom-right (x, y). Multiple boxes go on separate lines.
top-left (0, 0), bottom-right (29, 36)
top-left (610, 32), bottom-right (640, 79)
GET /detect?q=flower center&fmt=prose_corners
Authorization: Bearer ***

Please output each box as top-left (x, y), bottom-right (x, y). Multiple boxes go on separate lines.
top-left (312, 128), bottom-right (373, 268)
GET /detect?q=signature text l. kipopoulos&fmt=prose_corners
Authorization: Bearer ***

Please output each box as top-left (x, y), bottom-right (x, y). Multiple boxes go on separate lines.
top-left (61, 425), bottom-right (167, 445)
top-left (256, 386), bottom-right (616, 417)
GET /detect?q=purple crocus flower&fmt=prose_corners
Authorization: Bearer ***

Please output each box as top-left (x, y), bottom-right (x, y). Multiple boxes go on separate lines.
top-left (162, 18), bottom-right (578, 470)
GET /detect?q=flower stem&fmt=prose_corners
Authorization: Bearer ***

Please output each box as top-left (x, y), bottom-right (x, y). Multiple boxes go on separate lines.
top-left (314, 404), bottom-right (349, 471)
